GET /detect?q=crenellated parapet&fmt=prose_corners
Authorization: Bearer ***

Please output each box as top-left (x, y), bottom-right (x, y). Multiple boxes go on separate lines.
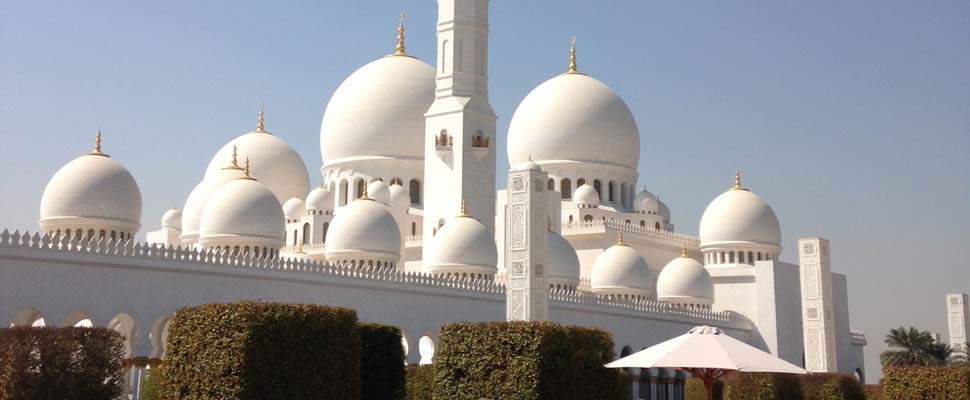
top-left (549, 288), bottom-right (750, 329)
top-left (562, 219), bottom-right (700, 246)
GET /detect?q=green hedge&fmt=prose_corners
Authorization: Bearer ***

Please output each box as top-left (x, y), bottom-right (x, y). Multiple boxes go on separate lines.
top-left (686, 373), bottom-right (866, 400)
top-left (721, 372), bottom-right (803, 400)
top-left (140, 369), bottom-right (161, 400)
top-left (0, 326), bottom-right (125, 400)
top-left (406, 365), bottom-right (434, 400)
top-left (801, 373), bottom-right (864, 400)
top-left (359, 323), bottom-right (406, 400)
top-left (157, 301), bottom-right (361, 400)
top-left (685, 377), bottom-right (723, 400)
top-left (433, 321), bottom-right (628, 400)
top-left (862, 384), bottom-right (882, 400)
top-left (883, 366), bottom-right (970, 399)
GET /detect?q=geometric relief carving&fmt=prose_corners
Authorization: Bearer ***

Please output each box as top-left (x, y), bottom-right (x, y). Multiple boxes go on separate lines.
top-left (807, 307), bottom-right (820, 320)
top-left (534, 263), bottom-right (543, 277)
top-left (804, 266), bottom-right (819, 299)
top-left (802, 243), bottom-right (817, 256)
top-left (509, 290), bottom-right (525, 320)
top-left (952, 313), bottom-right (965, 337)
top-left (511, 176), bottom-right (526, 193)
top-left (510, 261), bottom-right (525, 278)
top-left (533, 178), bottom-right (544, 192)
top-left (806, 329), bottom-right (822, 371)
top-left (510, 204), bottom-right (526, 250)
top-left (951, 296), bottom-right (961, 306)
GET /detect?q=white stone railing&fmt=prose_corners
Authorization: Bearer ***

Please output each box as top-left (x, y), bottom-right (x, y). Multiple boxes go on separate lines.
top-left (562, 220), bottom-right (700, 246)
top-left (850, 329), bottom-right (867, 345)
top-left (549, 289), bottom-right (747, 328)
top-left (405, 234), bottom-right (423, 245)
top-left (0, 229), bottom-right (504, 295)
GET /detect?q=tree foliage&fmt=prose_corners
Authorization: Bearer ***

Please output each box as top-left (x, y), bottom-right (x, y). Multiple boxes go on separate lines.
top-left (880, 326), bottom-right (947, 367)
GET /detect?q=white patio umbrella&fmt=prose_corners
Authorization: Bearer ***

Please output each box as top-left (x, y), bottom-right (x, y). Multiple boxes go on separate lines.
top-left (605, 325), bottom-right (807, 400)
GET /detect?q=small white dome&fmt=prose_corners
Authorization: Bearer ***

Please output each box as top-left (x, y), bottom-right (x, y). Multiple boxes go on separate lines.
top-left (40, 146), bottom-right (143, 236)
top-left (657, 199), bottom-right (671, 220)
top-left (657, 253), bottom-right (714, 307)
top-left (389, 184), bottom-right (409, 210)
top-left (199, 177), bottom-right (285, 250)
top-left (203, 120), bottom-right (310, 205)
top-left (325, 197), bottom-right (401, 266)
top-left (572, 184), bottom-right (600, 207)
top-left (424, 215), bottom-right (498, 278)
top-left (181, 164), bottom-right (245, 243)
top-left (305, 186), bottom-right (333, 211)
top-left (161, 209), bottom-right (182, 230)
top-left (367, 180), bottom-right (391, 205)
top-left (507, 73), bottom-right (640, 171)
top-left (510, 159), bottom-right (542, 172)
top-left (699, 185), bottom-right (780, 247)
top-left (546, 231), bottom-right (580, 289)
top-left (320, 56), bottom-right (434, 167)
top-left (282, 197), bottom-right (306, 220)
top-left (633, 189), bottom-right (659, 213)
top-left (590, 236), bottom-right (652, 298)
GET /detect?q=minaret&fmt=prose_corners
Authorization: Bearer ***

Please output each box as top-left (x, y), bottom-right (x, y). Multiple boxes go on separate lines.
top-left (505, 162), bottom-right (549, 321)
top-left (423, 0), bottom-right (497, 240)
top-left (799, 238), bottom-right (839, 372)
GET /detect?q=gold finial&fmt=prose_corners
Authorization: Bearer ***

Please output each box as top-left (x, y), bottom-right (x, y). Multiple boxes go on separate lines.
top-left (616, 231), bottom-right (625, 246)
top-left (459, 199), bottom-right (469, 217)
top-left (223, 145), bottom-right (243, 170)
top-left (731, 169), bottom-right (748, 191)
top-left (393, 13), bottom-right (406, 56)
top-left (255, 103), bottom-right (266, 133)
top-left (567, 36), bottom-right (578, 74)
top-left (88, 130), bottom-right (109, 157)
top-left (295, 242), bottom-right (306, 254)
top-left (680, 242), bottom-right (688, 258)
top-left (240, 157), bottom-right (257, 180)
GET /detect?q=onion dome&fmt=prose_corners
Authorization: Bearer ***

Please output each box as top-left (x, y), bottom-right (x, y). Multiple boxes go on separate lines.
top-left (203, 105), bottom-right (310, 204)
top-left (590, 233), bottom-right (653, 299)
top-left (657, 244), bottom-right (715, 308)
top-left (305, 186), bottom-right (333, 212)
top-left (320, 16), bottom-right (434, 168)
top-left (546, 230), bottom-right (581, 291)
top-left (161, 209), bottom-right (182, 230)
top-left (39, 131), bottom-right (142, 239)
top-left (324, 191), bottom-right (402, 268)
top-left (633, 188), bottom-right (659, 214)
top-left (367, 180), bottom-right (391, 205)
top-left (282, 197), bottom-right (306, 220)
top-left (389, 183), bottom-right (410, 210)
top-left (572, 184), bottom-right (600, 208)
top-left (699, 171), bottom-right (781, 263)
top-left (199, 160), bottom-right (285, 253)
top-left (507, 39), bottom-right (639, 173)
top-left (424, 201), bottom-right (498, 279)
top-left (181, 147), bottom-right (246, 244)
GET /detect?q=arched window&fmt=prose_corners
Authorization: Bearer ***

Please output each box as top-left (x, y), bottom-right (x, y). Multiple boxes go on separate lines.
top-left (302, 223), bottom-right (310, 245)
top-left (560, 179), bottom-right (572, 199)
top-left (655, 222), bottom-right (661, 230)
top-left (322, 223), bottom-right (330, 243)
top-left (640, 220), bottom-right (645, 227)
top-left (340, 180), bottom-right (349, 206)
top-left (568, 215), bottom-right (574, 223)
top-left (411, 222), bottom-right (417, 236)
top-left (748, 252), bottom-right (754, 264)
top-left (356, 179), bottom-right (366, 199)
top-left (391, 177), bottom-right (403, 186)
top-left (419, 336), bottom-right (436, 365)
top-left (608, 181), bottom-right (615, 202)
top-left (577, 178), bottom-right (586, 187)
top-left (87, 229), bottom-right (95, 239)
top-left (739, 252), bottom-right (745, 263)
top-left (620, 183), bottom-right (627, 207)
top-left (409, 179), bottom-right (420, 204)
top-left (583, 215), bottom-right (593, 222)
top-left (292, 230), bottom-right (298, 246)
top-left (593, 180), bottom-right (602, 200)
top-left (548, 178), bottom-right (555, 190)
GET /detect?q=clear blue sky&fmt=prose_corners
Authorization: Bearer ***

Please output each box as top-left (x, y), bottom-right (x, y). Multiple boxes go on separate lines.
top-left (2, 0), bottom-right (968, 380)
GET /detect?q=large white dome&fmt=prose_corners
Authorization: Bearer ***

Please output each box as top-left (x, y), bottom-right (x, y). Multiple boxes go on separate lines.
top-left (507, 73), bottom-right (639, 171)
top-left (546, 230), bottom-right (580, 290)
top-left (181, 158), bottom-right (245, 243)
top-left (199, 176), bottom-right (285, 250)
top-left (590, 235), bottom-right (652, 298)
top-left (324, 197), bottom-right (401, 266)
top-left (657, 251), bottom-right (714, 308)
top-left (40, 141), bottom-right (142, 237)
top-left (424, 214), bottom-right (498, 278)
top-left (203, 118), bottom-right (310, 205)
top-left (699, 185), bottom-right (780, 247)
top-left (320, 56), bottom-right (434, 167)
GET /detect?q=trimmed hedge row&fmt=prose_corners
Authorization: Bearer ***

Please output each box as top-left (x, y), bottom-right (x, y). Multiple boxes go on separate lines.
top-left (862, 384), bottom-right (882, 400)
top-left (883, 366), bottom-right (970, 399)
top-left (0, 326), bottom-right (126, 400)
top-left (685, 373), bottom-right (864, 400)
top-left (406, 365), bottom-right (434, 400)
top-left (359, 323), bottom-right (406, 400)
top-left (157, 301), bottom-right (362, 399)
top-left (433, 321), bottom-right (628, 400)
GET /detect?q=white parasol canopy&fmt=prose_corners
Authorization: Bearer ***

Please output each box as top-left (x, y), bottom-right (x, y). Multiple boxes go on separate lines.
top-left (606, 325), bottom-right (807, 400)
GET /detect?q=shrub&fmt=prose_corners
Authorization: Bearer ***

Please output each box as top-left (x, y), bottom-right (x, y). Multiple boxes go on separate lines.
top-left (433, 321), bottom-right (628, 400)
top-left (721, 372), bottom-right (803, 400)
top-left (685, 377), bottom-right (723, 400)
top-left (140, 369), bottom-right (161, 400)
top-left (157, 301), bottom-right (361, 400)
top-left (406, 365), bottom-right (434, 400)
top-left (801, 373), bottom-right (865, 400)
top-left (0, 326), bottom-right (125, 400)
top-left (862, 384), bottom-right (882, 400)
top-left (359, 323), bottom-right (406, 400)
top-left (882, 366), bottom-right (970, 399)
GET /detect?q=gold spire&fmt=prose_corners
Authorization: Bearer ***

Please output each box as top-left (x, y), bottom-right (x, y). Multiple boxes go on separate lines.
top-left (567, 36), bottom-right (578, 74)
top-left (295, 242), bottom-right (306, 254)
top-left (255, 103), bottom-right (266, 133)
top-left (222, 145), bottom-right (243, 170)
top-left (392, 13), bottom-right (406, 56)
top-left (459, 199), bottom-right (469, 217)
top-left (88, 130), bottom-right (109, 157)
top-left (731, 169), bottom-right (748, 191)
top-left (680, 242), bottom-right (688, 258)
top-left (616, 231), bottom-right (625, 246)
top-left (240, 157), bottom-right (257, 180)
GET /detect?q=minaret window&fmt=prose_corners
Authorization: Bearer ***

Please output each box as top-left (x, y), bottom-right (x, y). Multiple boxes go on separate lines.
top-left (547, 179), bottom-right (554, 190)
top-left (409, 179), bottom-right (421, 204)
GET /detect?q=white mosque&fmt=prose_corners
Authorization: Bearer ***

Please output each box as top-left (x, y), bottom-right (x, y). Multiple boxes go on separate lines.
top-left (0, 1), bottom-right (867, 398)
